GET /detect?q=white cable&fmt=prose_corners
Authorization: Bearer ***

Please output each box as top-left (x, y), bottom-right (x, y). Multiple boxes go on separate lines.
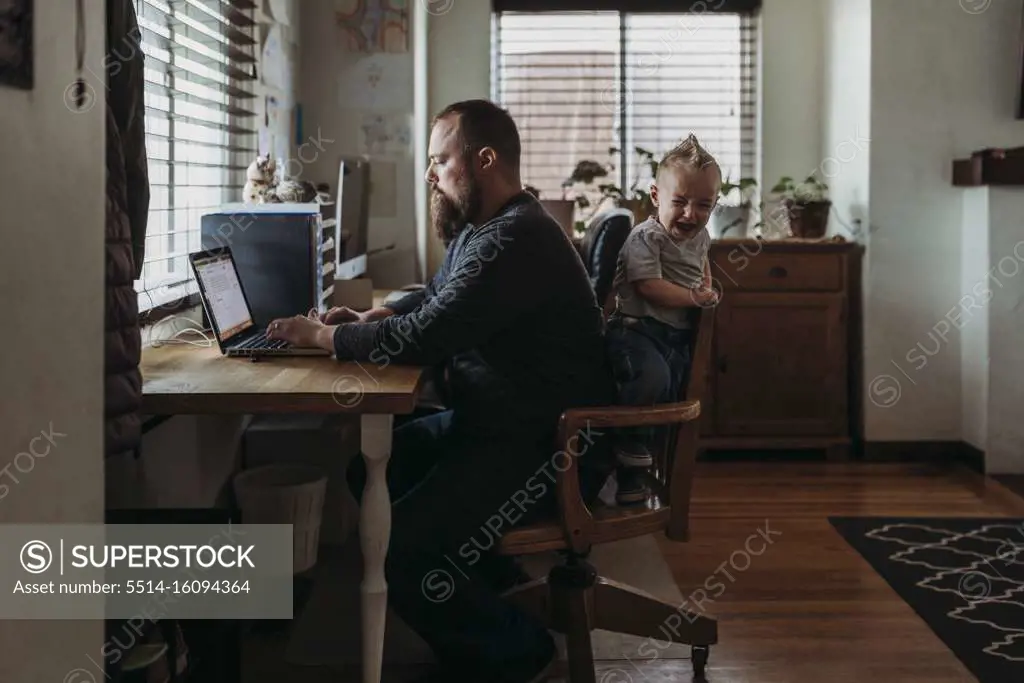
top-left (147, 313), bottom-right (213, 348)
top-left (150, 327), bottom-right (214, 348)
top-left (151, 314), bottom-right (209, 332)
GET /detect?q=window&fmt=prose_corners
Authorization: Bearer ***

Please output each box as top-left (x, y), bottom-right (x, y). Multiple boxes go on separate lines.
top-left (492, 8), bottom-right (758, 220)
top-left (133, 0), bottom-right (259, 314)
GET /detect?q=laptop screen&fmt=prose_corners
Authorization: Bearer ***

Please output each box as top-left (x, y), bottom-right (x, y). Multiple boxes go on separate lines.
top-left (192, 252), bottom-right (255, 342)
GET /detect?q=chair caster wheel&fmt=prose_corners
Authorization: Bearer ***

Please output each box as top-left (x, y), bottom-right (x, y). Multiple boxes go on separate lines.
top-left (692, 645), bottom-right (709, 677)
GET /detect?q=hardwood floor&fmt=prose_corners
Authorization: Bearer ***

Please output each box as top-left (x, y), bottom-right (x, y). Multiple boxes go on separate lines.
top-left (654, 461), bottom-right (1024, 683)
top-left (242, 461), bottom-right (1024, 682)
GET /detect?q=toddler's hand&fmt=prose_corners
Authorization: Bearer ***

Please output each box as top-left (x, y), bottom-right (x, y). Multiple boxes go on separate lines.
top-left (693, 287), bottom-right (720, 307)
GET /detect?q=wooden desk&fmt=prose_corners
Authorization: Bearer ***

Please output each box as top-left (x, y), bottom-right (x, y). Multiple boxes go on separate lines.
top-left (141, 342), bottom-right (427, 683)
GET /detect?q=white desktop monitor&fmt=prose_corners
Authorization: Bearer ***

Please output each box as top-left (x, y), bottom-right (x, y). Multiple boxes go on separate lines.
top-left (335, 157), bottom-right (371, 280)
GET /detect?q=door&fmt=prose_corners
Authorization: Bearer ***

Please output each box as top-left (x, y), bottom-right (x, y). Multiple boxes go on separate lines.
top-left (713, 292), bottom-right (847, 436)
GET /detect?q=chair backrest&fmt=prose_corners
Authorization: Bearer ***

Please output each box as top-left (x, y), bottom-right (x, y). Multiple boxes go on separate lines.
top-left (579, 208), bottom-right (634, 316)
top-left (660, 305), bottom-right (715, 540)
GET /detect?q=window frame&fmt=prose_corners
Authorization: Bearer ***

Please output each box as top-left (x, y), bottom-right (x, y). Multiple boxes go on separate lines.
top-left (132, 0), bottom-right (260, 323)
top-left (491, 7), bottom-right (760, 224)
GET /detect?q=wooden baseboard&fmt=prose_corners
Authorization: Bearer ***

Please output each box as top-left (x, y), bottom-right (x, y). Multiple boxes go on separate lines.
top-left (700, 436), bottom-right (849, 449)
top-left (993, 475), bottom-right (1024, 501)
top-left (959, 442), bottom-right (985, 473)
top-left (697, 439), bottom-right (987, 470)
top-left (861, 440), bottom-right (985, 472)
top-left (698, 437), bottom-right (851, 461)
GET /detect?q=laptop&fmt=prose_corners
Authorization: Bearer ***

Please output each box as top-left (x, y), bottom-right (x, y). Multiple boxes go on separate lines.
top-left (189, 248), bottom-right (331, 357)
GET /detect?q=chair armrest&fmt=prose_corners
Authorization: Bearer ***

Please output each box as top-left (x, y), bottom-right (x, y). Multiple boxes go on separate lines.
top-left (553, 400), bottom-right (702, 553)
top-left (562, 401), bottom-right (701, 431)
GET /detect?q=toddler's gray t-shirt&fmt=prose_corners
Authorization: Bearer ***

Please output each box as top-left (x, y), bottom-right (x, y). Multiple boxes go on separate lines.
top-left (611, 218), bottom-right (710, 329)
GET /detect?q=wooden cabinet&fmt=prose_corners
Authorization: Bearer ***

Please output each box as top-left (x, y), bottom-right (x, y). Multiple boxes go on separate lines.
top-left (700, 240), bottom-right (862, 459)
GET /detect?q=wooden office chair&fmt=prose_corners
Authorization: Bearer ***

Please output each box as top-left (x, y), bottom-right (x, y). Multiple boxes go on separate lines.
top-left (496, 210), bottom-right (718, 682)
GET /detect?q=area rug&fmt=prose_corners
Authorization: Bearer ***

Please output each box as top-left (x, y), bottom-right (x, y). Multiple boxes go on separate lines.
top-left (829, 516), bottom-right (1024, 682)
top-left (285, 533), bottom-right (690, 669)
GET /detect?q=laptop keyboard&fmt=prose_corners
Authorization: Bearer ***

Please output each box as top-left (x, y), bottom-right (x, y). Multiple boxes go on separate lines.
top-left (242, 332), bottom-right (290, 350)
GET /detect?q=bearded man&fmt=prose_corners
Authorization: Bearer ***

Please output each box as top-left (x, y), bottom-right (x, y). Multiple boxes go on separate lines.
top-left (268, 99), bottom-right (615, 682)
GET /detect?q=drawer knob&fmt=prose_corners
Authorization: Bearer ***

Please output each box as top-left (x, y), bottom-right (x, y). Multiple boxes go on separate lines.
top-left (768, 266), bottom-right (788, 278)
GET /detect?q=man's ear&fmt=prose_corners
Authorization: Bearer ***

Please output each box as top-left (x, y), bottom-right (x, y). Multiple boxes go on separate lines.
top-left (477, 146), bottom-right (498, 172)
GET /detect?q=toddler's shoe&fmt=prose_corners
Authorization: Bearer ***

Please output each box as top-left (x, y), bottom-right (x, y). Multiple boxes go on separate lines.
top-left (615, 441), bottom-right (653, 468)
top-left (616, 467), bottom-right (650, 506)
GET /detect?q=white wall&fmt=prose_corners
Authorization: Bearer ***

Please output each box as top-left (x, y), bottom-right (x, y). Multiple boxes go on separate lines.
top-left (298, 1), bottom-right (420, 289)
top-left (0, 0), bottom-right (105, 678)
top-left (864, 0), bottom-right (1024, 446)
top-left (822, 0), bottom-right (871, 238)
top-left (759, 0), bottom-right (826, 193)
top-left (424, 1), bottom-right (493, 275)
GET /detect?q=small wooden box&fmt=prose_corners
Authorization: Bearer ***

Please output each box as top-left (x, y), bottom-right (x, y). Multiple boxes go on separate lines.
top-left (333, 277), bottom-right (374, 311)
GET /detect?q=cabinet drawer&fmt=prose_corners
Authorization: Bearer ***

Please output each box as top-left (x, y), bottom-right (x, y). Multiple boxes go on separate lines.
top-left (711, 252), bottom-right (843, 292)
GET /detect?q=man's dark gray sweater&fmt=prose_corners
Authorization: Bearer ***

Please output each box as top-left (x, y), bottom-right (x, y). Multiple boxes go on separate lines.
top-left (332, 191), bottom-right (615, 439)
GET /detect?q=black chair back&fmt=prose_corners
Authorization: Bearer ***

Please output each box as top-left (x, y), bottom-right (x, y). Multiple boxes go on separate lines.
top-left (578, 208), bottom-right (634, 313)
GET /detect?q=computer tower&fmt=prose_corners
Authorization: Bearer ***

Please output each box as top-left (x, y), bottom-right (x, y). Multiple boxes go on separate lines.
top-left (200, 203), bottom-right (338, 326)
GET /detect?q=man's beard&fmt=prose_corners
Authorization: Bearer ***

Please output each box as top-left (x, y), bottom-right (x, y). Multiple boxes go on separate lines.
top-left (430, 174), bottom-right (482, 244)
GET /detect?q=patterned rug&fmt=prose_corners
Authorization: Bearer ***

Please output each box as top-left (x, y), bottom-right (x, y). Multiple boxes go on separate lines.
top-left (829, 516), bottom-right (1024, 683)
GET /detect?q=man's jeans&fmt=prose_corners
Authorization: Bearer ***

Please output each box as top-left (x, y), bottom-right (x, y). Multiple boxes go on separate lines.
top-left (606, 315), bottom-right (694, 451)
top-left (346, 410), bottom-right (557, 677)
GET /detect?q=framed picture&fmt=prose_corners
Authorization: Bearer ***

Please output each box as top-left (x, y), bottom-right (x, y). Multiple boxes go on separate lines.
top-left (0, 0), bottom-right (32, 90)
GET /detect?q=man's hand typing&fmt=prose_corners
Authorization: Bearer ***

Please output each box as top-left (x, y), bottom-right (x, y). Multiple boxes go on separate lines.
top-left (267, 314), bottom-right (334, 350)
top-left (313, 305), bottom-right (396, 325)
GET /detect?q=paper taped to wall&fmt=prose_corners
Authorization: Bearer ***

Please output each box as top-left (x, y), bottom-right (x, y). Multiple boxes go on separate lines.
top-left (261, 24), bottom-right (292, 97)
top-left (359, 112), bottom-right (412, 156)
top-left (265, 0), bottom-right (294, 26)
top-left (337, 53), bottom-right (411, 110)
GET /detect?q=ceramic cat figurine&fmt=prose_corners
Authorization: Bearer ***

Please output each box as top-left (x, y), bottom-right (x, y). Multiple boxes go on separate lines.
top-left (272, 178), bottom-right (319, 203)
top-left (242, 154), bottom-right (319, 204)
top-left (243, 155), bottom-right (277, 204)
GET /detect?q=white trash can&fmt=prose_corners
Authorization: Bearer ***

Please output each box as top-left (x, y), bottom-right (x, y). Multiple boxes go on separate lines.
top-left (233, 464), bottom-right (328, 574)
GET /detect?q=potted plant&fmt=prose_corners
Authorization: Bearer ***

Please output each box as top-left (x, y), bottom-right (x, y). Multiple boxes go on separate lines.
top-left (562, 147), bottom-right (658, 229)
top-left (708, 176), bottom-right (758, 238)
top-left (771, 175), bottom-right (831, 238)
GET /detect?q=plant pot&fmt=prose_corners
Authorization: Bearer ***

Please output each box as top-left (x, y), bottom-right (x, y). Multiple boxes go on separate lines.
top-left (783, 199), bottom-right (831, 239)
top-left (708, 204), bottom-right (751, 238)
top-left (619, 198), bottom-right (654, 224)
top-left (539, 199), bottom-right (576, 238)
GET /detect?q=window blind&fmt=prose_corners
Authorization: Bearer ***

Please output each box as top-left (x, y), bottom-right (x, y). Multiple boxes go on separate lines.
top-left (492, 10), bottom-right (759, 221)
top-left (133, 0), bottom-right (259, 314)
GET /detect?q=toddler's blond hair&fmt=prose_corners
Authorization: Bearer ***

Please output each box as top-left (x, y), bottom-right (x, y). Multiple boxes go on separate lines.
top-left (657, 133), bottom-right (721, 183)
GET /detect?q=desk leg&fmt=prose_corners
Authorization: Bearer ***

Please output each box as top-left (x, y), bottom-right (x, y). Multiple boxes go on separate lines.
top-left (360, 413), bottom-right (393, 683)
